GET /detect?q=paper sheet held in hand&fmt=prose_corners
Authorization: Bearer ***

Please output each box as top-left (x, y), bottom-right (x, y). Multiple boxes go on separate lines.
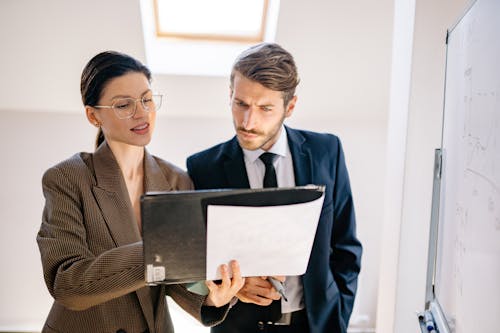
top-left (206, 192), bottom-right (325, 280)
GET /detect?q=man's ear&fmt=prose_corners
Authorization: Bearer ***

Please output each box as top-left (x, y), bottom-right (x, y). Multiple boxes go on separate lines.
top-left (85, 106), bottom-right (101, 127)
top-left (285, 96), bottom-right (297, 118)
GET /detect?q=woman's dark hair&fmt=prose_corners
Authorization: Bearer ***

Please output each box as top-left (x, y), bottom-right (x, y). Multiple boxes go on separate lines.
top-left (80, 51), bottom-right (152, 149)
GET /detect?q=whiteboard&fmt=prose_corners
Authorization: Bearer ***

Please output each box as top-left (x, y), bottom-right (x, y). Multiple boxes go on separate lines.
top-left (432, 0), bottom-right (500, 332)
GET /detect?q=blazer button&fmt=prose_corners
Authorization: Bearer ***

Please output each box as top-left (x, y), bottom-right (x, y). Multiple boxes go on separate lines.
top-left (257, 321), bottom-right (265, 331)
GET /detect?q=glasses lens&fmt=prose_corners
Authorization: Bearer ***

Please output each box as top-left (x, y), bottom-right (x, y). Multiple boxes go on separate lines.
top-left (146, 95), bottom-right (162, 111)
top-left (112, 98), bottom-right (135, 119)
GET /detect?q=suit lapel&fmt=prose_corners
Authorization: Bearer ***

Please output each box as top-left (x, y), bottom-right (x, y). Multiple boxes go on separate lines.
top-left (223, 137), bottom-right (251, 188)
top-left (286, 126), bottom-right (313, 186)
top-left (286, 127), bottom-right (319, 290)
top-left (91, 143), bottom-right (156, 332)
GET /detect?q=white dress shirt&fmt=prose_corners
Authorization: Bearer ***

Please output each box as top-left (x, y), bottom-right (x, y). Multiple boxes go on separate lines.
top-left (241, 126), bottom-right (305, 313)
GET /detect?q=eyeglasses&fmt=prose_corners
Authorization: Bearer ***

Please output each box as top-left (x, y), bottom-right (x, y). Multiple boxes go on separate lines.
top-left (93, 94), bottom-right (163, 119)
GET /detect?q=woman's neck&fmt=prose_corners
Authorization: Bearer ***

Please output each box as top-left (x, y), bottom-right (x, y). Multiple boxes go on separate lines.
top-left (107, 141), bottom-right (145, 181)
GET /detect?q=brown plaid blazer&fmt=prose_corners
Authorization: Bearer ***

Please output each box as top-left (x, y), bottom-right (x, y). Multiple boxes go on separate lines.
top-left (37, 142), bottom-right (228, 333)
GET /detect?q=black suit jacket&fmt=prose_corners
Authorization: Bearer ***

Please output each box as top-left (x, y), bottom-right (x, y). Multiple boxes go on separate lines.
top-left (187, 126), bottom-right (362, 333)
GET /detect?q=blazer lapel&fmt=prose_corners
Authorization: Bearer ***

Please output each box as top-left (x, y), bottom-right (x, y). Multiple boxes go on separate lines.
top-left (143, 150), bottom-right (172, 193)
top-left (92, 143), bottom-right (141, 246)
top-left (223, 137), bottom-right (251, 188)
top-left (138, 149), bottom-right (173, 333)
top-left (286, 126), bottom-right (313, 186)
top-left (91, 143), bottom-right (156, 332)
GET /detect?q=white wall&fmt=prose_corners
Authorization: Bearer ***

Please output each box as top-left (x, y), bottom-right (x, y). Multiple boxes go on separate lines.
top-left (0, 0), bottom-right (393, 331)
top-left (0, 113), bottom-right (95, 329)
top-left (0, 0), bottom-right (146, 113)
top-left (277, 0), bottom-right (393, 120)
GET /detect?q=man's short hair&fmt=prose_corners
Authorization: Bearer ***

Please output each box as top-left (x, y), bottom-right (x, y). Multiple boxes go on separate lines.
top-left (230, 43), bottom-right (300, 106)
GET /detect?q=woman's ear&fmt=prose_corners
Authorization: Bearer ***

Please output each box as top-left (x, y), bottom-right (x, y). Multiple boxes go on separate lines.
top-left (85, 106), bottom-right (101, 127)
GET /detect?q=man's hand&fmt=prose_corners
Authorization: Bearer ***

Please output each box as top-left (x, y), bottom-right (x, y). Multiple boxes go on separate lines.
top-left (236, 276), bottom-right (285, 306)
top-left (204, 260), bottom-right (245, 307)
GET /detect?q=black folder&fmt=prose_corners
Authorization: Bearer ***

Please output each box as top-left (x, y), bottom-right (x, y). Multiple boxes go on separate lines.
top-left (141, 185), bottom-right (325, 285)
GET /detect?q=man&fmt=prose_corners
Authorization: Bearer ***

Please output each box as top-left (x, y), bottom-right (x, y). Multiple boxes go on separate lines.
top-left (187, 43), bottom-right (362, 333)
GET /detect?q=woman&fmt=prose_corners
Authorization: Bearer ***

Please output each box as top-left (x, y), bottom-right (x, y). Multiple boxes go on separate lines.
top-left (36, 51), bottom-right (243, 333)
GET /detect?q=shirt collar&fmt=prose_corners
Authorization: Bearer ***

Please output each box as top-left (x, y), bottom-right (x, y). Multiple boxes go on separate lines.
top-left (242, 126), bottom-right (288, 163)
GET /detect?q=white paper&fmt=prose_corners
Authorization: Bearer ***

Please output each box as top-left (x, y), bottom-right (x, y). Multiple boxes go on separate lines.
top-left (206, 193), bottom-right (325, 280)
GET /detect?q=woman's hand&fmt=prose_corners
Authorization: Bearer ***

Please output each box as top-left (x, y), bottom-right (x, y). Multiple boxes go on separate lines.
top-left (204, 260), bottom-right (245, 307)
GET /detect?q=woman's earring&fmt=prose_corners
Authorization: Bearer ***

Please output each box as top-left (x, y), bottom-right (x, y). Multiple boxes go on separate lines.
top-left (94, 121), bottom-right (101, 127)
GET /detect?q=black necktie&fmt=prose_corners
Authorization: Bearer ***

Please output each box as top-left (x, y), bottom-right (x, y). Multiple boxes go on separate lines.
top-left (259, 152), bottom-right (278, 188)
top-left (259, 152), bottom-right (282, 322)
